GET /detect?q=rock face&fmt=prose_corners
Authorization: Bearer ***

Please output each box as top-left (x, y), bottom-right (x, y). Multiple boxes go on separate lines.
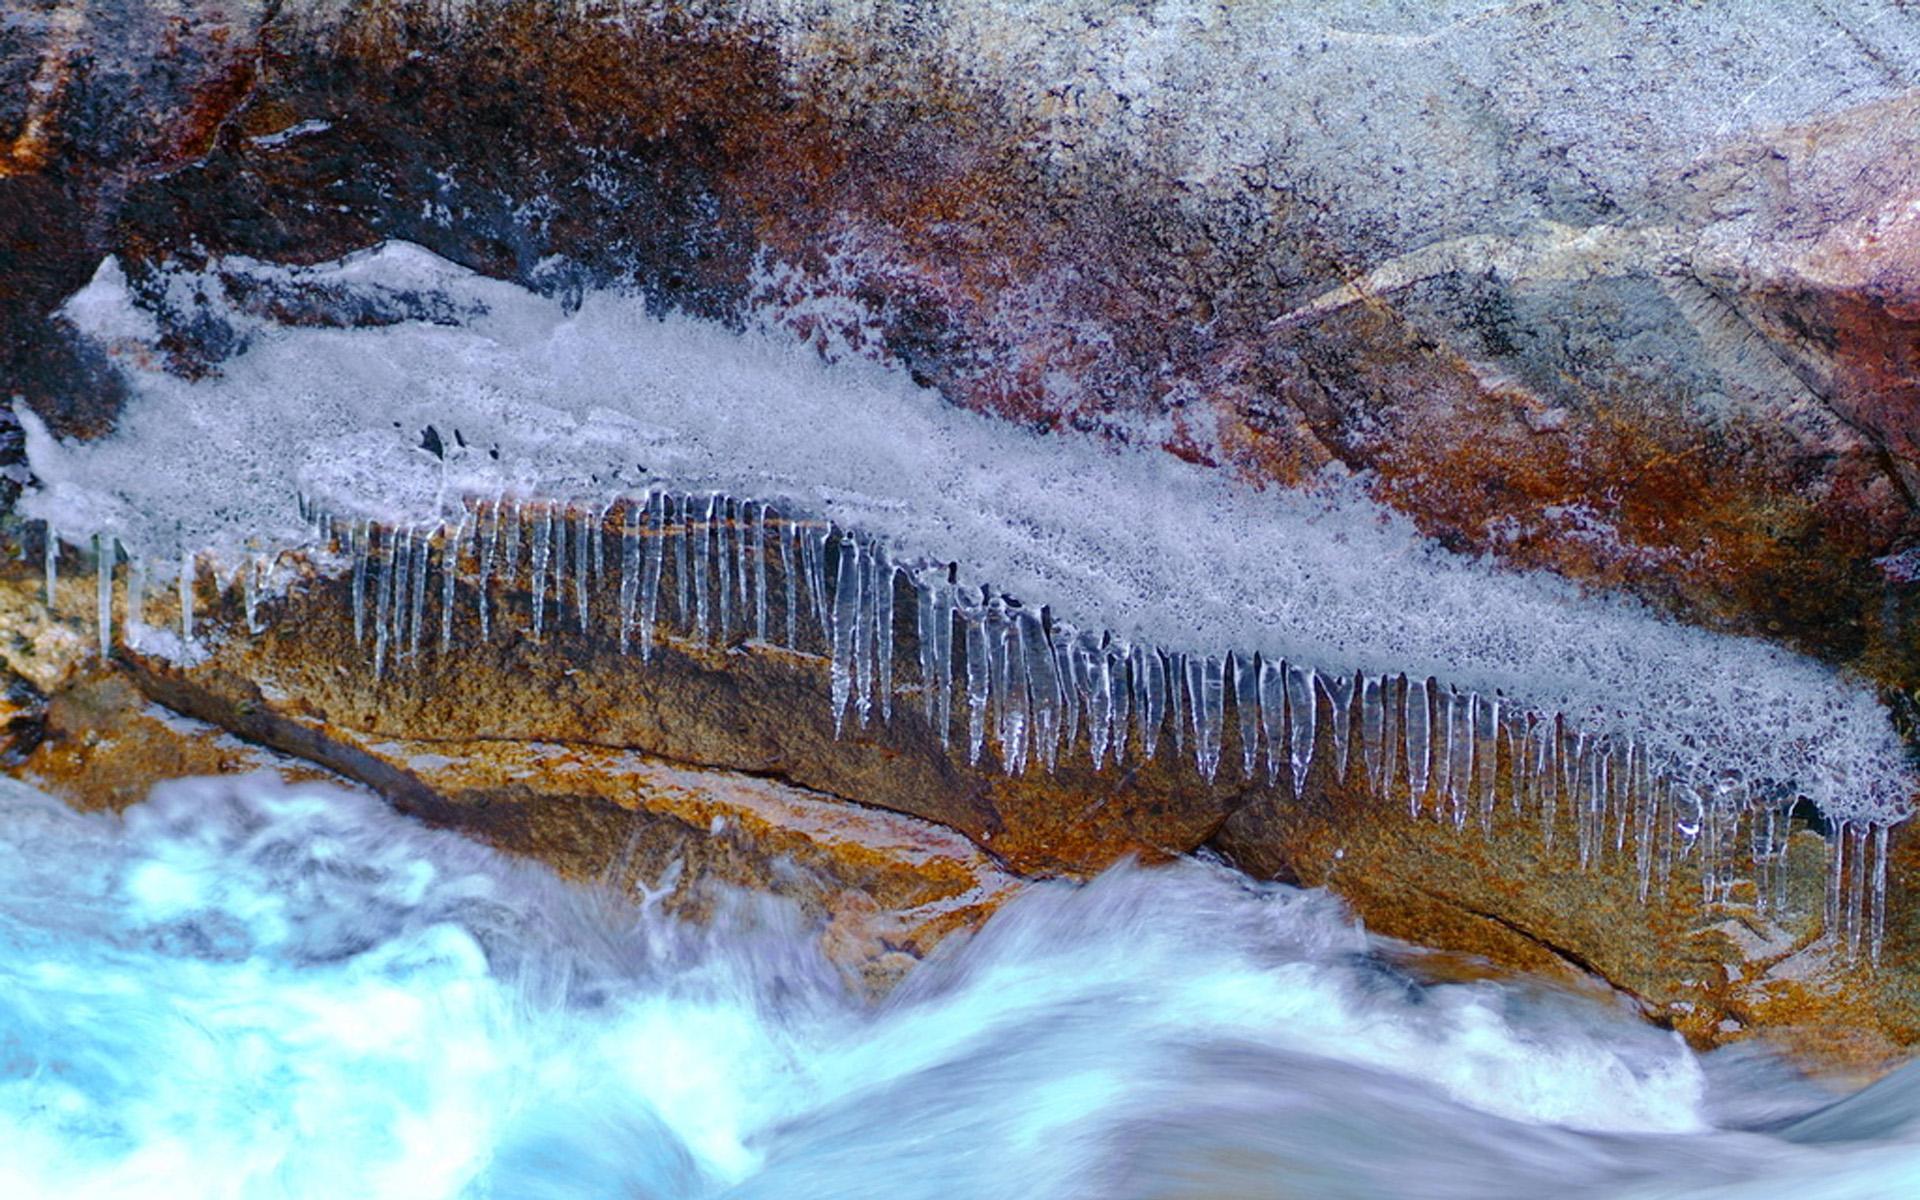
top-left (4, 539), bottom-right (1913, 1069)
top-left (0, 566), bottom-right (1023, 990)
top-left (5, 1), bottom-right (1920, 1067)
top-left (7, 1), bottom-right (1920, 695)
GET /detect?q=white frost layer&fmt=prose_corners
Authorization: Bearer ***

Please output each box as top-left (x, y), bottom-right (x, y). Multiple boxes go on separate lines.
top-left (17, 243), bottom-right (1914, 823)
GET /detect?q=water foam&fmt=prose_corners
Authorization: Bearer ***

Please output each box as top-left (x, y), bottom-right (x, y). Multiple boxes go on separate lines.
top-left (10, 771), bottom-right (1896, 1200)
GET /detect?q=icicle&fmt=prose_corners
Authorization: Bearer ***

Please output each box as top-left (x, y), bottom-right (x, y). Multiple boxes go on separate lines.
top-left (829, 529), bottom-right (862, 736)
top-left (1478, 695), bottom-right (1500, 836)
top-left (351, 520), bottom-right (370, 643)
top-left (1871, 822), bottom-right (1890, 966)
top-left (1232, 653), bottom-right (1261, 780)
top-left (390, 527), bottom-right (412, 653)
top-left (732, 497), bottom-right (750, 614)
top-left (591, 501), bottom-right (606, 584)
top-left (439, 513), bottom-right (465, 654)
top-left (552, 505), bottom-right (570, 634)
top-left (803, 524), bottom-right (833, 646)
top-left (1257, 658), bottom-right (1287, 785)
top-left (531, 507), bottom-right (551, 639)
top-left (751, 502), bottom-right (769, 644)
top-left (1827, 821), bottom-right (1847, 943)
top-left (178, 547), bottom-right (195, 643)
top-left (1135, 644), bottom-right (1164, 762)
top-left (1082, 634), bottom-right (1112, 770)
top-left (1405, 678), bottom-right (1431, 814)
top-left (372, 527), bottom-right (392, 677)
top-left (1052, 620), bottom-right (1080, 757)
top-left (44, 522), bottom-right (57, 610)
top-left (673, 494), bottom-right (692, 628)
top-left (478, 498), bottom-right (500, 642)
top-left (503, 499), bottom-right (523, 589)
top-left (916, 574), bottom-right (940, 721)
top-left (963, 600), bottom-right (991, 765)
top-left (1277, 663), bottom-right (1313, 798)
top-left (408, 526), bottom-right (429, 658)
top-left (94, 533), bottom-right (113, 656)
top-left (854, 541), bottom-right (879, 727)
top-left (780, 517), bottom-right (800, 649)
top-left (1166, 652), bottom-right (1187, 756)
top-left (931, 570), bottom-right (955, 748)
top-left (990, 599), bottom-right (1028, 773)
top-left (619, 500), bottom-right (641, 654)
top-left (713, 495), bottom-right (733, 640)
top-left (1322, 672), bottom-right (1355, 785)
top-left (1027, 611), bottom-right (1062, 771)
top-left (1107, 642), bottom-right (1132, 766)
top-left (1534, 718), bottom-right (1559, 849)
top-left (1446, 689), bottom-right (1474, 830)
top-left (874, 546), bottom-right (895, 721)
top-left (574, 507), bottom-right (591, 634)
top-left (1360, 676), bottom-right (1386, 796)
top-left (1190, 655), bottom-right (1226, 783)
top-left (640, 492), bottom-right (667, 662)
top-left (1635, 751), bottom-right (1659, 902)
top-left (1848, 821), bottom-right (1869, 958)
top-left (241, 553), bottom-right (260, 636)
top-left (127, 555), bottom-right (145, 639)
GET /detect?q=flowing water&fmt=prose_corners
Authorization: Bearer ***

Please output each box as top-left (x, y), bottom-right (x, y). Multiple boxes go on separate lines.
top-left (1, 772), bottom-right (1915, 1198)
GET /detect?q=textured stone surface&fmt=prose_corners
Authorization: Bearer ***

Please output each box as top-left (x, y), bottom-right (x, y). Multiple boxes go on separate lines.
top-left (3, 1), bottom-right (1920, 699)
top-left (2, 544), bottom-right (1908, 1067)
top-left (5, 1), bottom-right (1920, 1065)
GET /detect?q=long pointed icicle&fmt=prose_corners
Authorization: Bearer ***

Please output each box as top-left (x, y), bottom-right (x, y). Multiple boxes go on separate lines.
top-left (372, 527), bottom-right (392, 677)
top-left (1232, 653), bottom-right (1261, 780)
top-left (855, 541), bottom-right (879, 727)
top-left (478, 497), bottom-right (500, 641)
top-left (830, 529), bottom-right (862, 736)
top-left (1107, 641), bottom-right (1131, 767)
top-left (44, 523), bottom-right (58, 610)
top-left (408, 527), bottom-right (429, 659)
top-left (440, 513), bottom-right (465, 654)
top-left (673, 494), bottom-right (691, 628)
top-left (781, 517), bottom-right (800, 650)
top-left (94, 533), bottom-right (113, 657)
top-left (1028, 611), bottom-right (1062, 770)
top-left (574, 507), bottom-right (591, 634)
top-left (964, 599), bottom-right (991, 765)
top-left (1323, 672), bottom-right (1356, 785)
top-left (1361, 676), bottom-right (1386, 794)
top-left (1285, 663), bottom-right (1316, 799)
top-left (752, 502), bottom-right (769, 643)
top-left (619, 499), bottom-right (641, 654)
top-left (714, 495), bottom-right (733, 641)
top-left (531, 506), bottom-right (551, 640)
top-left (641, 491), bottom-right (666, 662)
top-left (875, 546), bottom-right (895, 721)
top-left (1257, 658), bottom-right (1286, 785)
top-left (1190, 655), bottom-right (1225, 783)
top-left (1406, 678), bottom-right (1431, 814)
top-left (351, 519), bottom-right (370, 643)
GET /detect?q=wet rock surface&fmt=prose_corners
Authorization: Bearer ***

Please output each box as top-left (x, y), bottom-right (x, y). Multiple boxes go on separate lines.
top-left (3, 547), bottom-right (1913, 1072)
top-left (5, 1), bottom-right (1920, 1072)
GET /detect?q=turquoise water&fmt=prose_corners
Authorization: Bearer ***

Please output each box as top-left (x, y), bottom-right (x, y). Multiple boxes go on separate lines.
top-left (0, 773), bottom-right (1914, 1199)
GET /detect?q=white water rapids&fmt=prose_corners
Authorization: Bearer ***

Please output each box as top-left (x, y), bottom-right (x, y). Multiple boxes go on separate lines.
top-left (1, 771), bottom-right (1915, 1198)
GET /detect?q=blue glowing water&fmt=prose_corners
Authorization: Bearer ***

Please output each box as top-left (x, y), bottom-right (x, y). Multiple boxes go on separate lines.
top-left (0, 773), bottom-right (1915, 1198)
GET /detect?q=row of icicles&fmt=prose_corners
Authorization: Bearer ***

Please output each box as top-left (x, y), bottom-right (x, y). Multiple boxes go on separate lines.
top-left (40, 487), bottom-right (1895, 965)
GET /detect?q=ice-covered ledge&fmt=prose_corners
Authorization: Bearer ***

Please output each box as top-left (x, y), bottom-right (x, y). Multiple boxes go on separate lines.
top-left (11, 242), bottom-right (1916, 988)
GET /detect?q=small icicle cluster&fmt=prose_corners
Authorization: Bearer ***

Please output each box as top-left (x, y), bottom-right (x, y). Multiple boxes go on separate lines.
top-left (41, 485), bottom-right (1902, 966)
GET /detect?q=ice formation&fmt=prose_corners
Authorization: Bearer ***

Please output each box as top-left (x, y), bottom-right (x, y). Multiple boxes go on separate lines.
top-left (15, 243), bottom-right (1914, 962)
